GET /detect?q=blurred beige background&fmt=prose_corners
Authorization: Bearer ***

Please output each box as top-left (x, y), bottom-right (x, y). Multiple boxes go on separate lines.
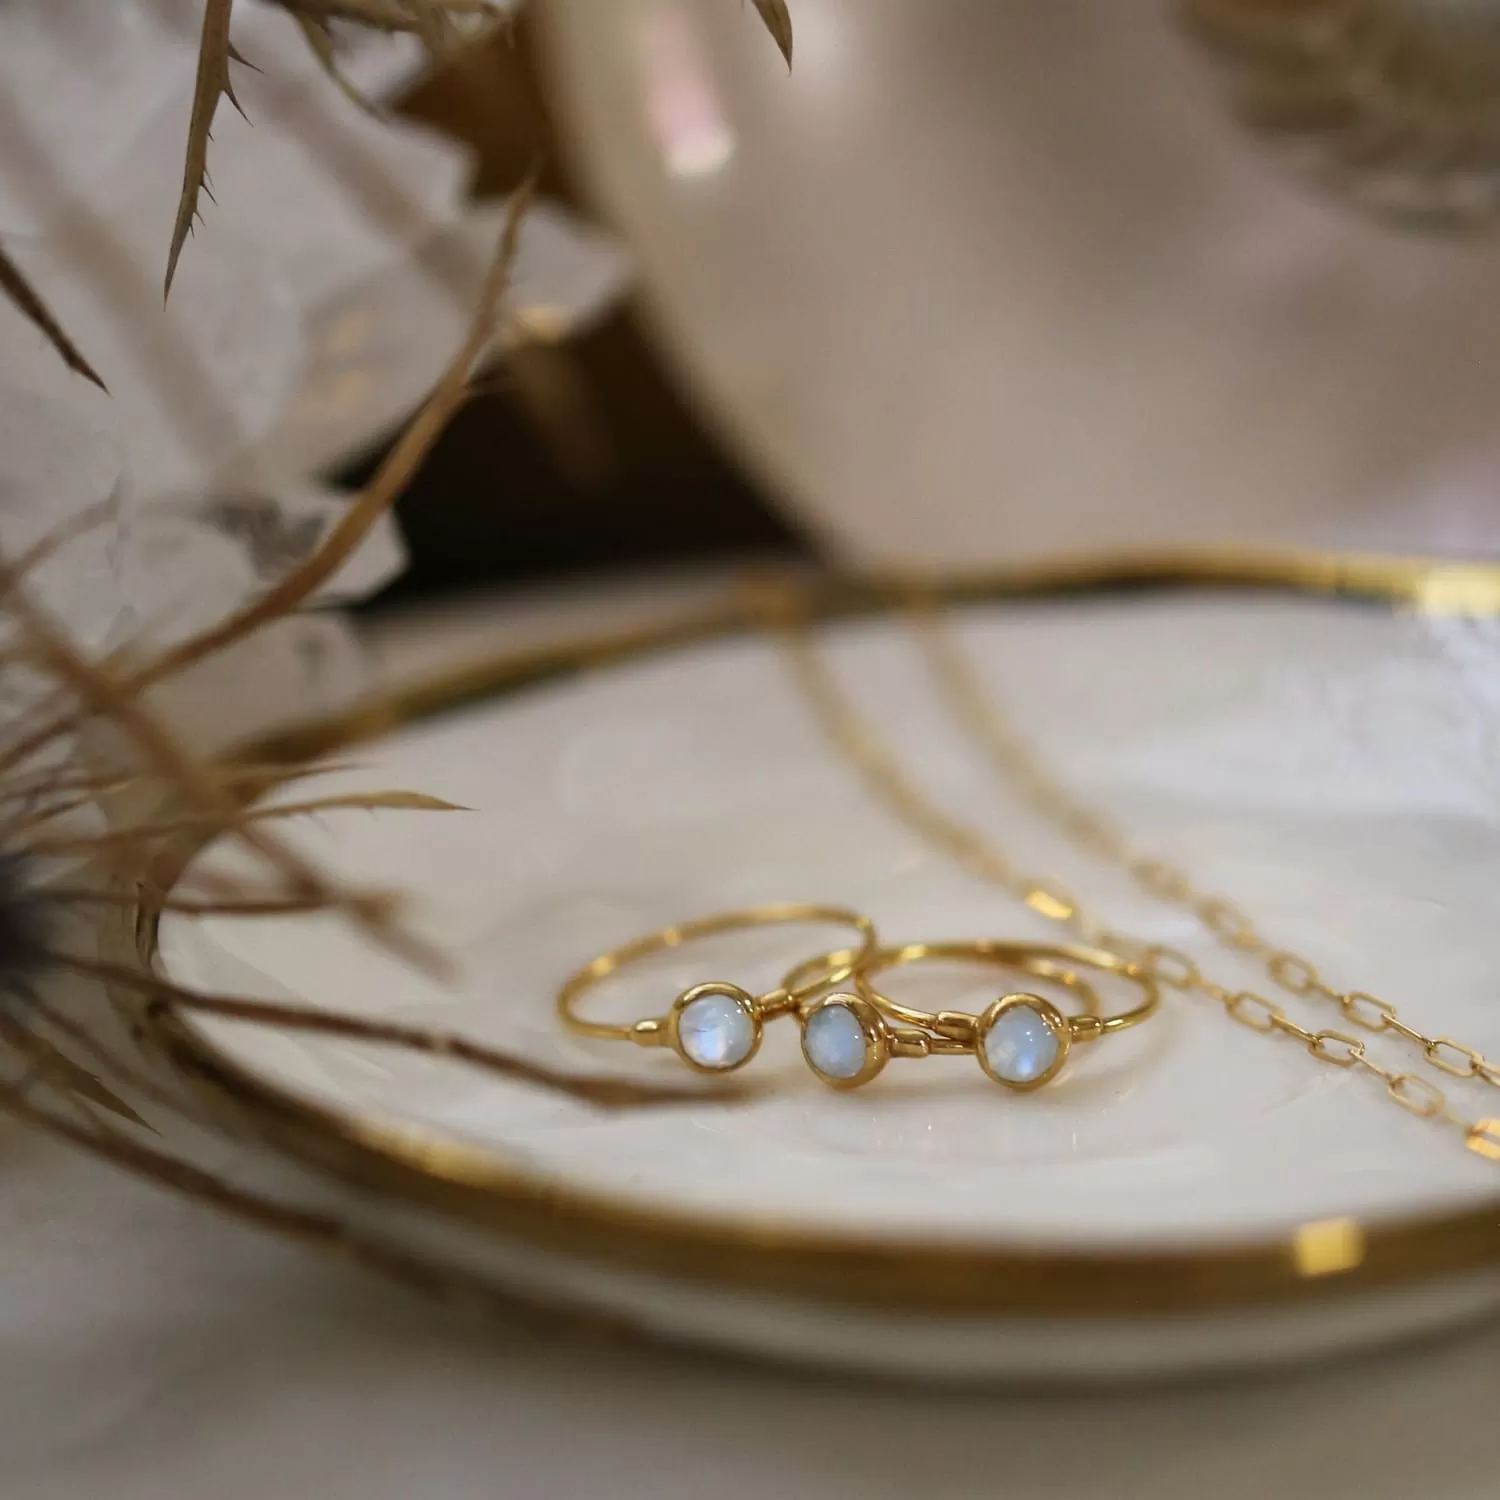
top-left (539, 0), bottom-right (1500, 564)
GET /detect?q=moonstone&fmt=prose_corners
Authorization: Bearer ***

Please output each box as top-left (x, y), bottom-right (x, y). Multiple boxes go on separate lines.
top-left (982, 1004), bottom-right (1059, 1084)
top-left (803, 1003), bottom-right (869, 1080)
top-left (677, 992), bottom-right (756, 1069)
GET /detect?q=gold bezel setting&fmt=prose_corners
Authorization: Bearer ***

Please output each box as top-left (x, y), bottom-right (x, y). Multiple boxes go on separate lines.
top-left (666, 982), bottom-right (764, 1073)
top-left (800, 993), bottom-right (890, 1089)
top-left (974, 993), bottom-right (1072, 1090)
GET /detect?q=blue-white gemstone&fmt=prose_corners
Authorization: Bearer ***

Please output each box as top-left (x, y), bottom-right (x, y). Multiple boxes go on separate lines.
top-left (982, 1003), bottom-right (1060, 1084)
top-left (803, 1002), bottom-right (870, 1080)
top-left (677, 992), bottom-right (756, 1069)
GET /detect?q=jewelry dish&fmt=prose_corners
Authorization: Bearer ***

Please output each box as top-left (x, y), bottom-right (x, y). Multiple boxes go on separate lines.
top-left (141, 560), bottom-right (1500, 1379)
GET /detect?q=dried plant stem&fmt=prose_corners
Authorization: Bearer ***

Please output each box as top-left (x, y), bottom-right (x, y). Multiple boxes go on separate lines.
top-left (73, 954), bottom-right (745, 1110)
top-left (21, 789), bottom-right (468, 856)
top-left (0, 756), bottom-right (355, 843)
top-left (43, 888), bottom-right (367, 918)
top-left (0, 1007), bottom-right (147, 1125)
top-left (247, 790), bottom-right (471, 816)
top-left (3, 575), bottom-right (441, 974)
top-left (287, 11), bottom-right (383, 115)
top-left (0, 501), bottom-right (119, 616)
top-left (0, 705), bottom-right (81, 791)
top-left (17, 991), bottom-right (187, 1122)
top-left (136, 177), bottom-right (535, 689)
top-left (0, 761), bottom-right (362, 810)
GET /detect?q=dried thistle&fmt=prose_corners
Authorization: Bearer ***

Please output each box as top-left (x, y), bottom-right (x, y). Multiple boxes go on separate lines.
top-left (0, 0), bottom-right (796, 1312)
top-left (0, 512), bottom-right (736, 1309)
top-left (0, 177), bottom-right (531, 968)
top-left (0, 154), bottom-right (745, 1303)
top-left (0, 852), bottom-right (53, 995)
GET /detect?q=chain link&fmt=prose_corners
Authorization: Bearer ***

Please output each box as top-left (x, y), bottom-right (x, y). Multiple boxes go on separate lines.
top-left (773, 600), bottom-right (1497, 1161)
top-left (1341, 991), bottom-right (1397, 1032)
top-left (1226, 990), bottom-right (1280, 1033)
top-left (910, 603), bottom-right (1500, 1102)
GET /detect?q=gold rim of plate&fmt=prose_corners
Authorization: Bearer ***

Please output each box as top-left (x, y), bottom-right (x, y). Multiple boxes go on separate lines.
top-left (134, 549), bottom-right (1500, 1318)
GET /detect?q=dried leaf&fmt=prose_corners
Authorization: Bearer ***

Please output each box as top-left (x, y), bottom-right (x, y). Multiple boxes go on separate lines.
top-left (0, 243), bottom-right (106, 390)
top-left (281, 0), bottom-right (421, 29)
top-left (0, 759), bottom-right (358, 851)
top-left (289, 11), bottom-right (382, 115)
top-left (41, 887), bottom-right (371, 919)
top-left (262, 790), bottom-right (472, 814)
top-left (273, 0), bottom-right (501, 35)
top-left (17, 992), bottom-right (185, 1123)
top-left (24, 793), bottom-right (462, 854)
top-left (166, 0), bottom-right (247, 301)
top-left (0, 759), bottom-right (359, 807)
top-left (751, 0), bottom-right (793, 68)
top-left (0, 1013), bottom-right (147, 1127)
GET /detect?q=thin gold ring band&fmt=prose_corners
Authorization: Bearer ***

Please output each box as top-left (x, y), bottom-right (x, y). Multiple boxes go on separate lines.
top-left (782, 945), bottom-right (1108, 1023)
top-left (556, 903), bottom-right (879, 1075)
top-left (862, 940), bottom-right (1157, 1033)
top-left (782, 942), bottom-right (1110, 1089)
top-left (854, 940), bottom-right (1159, 1090)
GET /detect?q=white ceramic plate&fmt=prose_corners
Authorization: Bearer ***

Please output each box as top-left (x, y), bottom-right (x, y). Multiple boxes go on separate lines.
top-left (154, 592), bottom-right (1500, 1378)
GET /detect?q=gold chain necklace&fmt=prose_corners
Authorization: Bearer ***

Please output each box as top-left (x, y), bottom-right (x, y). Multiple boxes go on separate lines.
top-left (768, 588), bottom-right (1500, 1162)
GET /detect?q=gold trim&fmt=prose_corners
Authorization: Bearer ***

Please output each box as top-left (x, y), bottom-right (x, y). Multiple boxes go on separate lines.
top-left (137, 550), bottom-right (1500, 1318)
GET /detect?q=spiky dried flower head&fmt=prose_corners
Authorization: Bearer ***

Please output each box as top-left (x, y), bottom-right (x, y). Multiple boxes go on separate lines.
top-left (0, 851), bottom-right (52, 991)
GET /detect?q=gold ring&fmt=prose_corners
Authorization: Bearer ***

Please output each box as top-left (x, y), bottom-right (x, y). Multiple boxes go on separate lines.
top-left (779, 944), bottom-right (1104, 1089)
top-left (849, 940), bottom-right (1159, 1090)
top-left (556, 903), bottom-right (879, 1075)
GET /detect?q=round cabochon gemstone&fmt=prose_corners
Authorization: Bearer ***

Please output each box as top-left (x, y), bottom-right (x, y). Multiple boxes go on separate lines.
top-left (677, 992), bottom-right (757, 1069)
top-left (803, 1002), bottom-right (870, 1080)
top-left (983, 1003), bottom-right (1060, 1084)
